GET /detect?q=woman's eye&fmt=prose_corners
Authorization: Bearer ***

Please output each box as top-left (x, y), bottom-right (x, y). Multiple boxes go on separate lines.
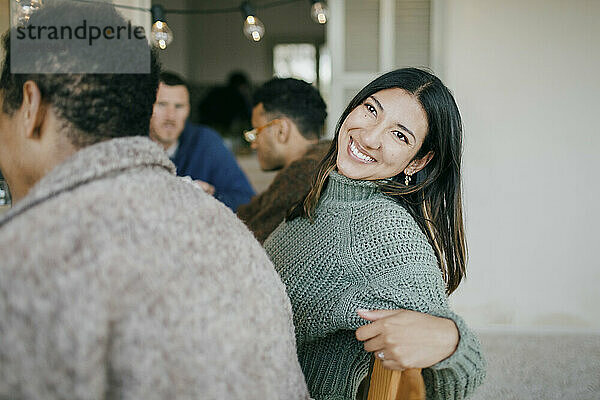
top-left (393, 131), bottom-right (407, 142)
top-left (364, 103), bottom-right (377, 116)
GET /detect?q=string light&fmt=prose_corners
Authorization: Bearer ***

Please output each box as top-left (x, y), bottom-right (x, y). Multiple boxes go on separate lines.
top-left (240, 2), bottom-right (265, 42)
top-left (151, 5), bottom-right (173, 50)
top-left (13, 0), bottom-right (44, 27)
top-left (309, 1), bottom-right (328, 24)
top-left (13, 0), bottom-right (329, 47)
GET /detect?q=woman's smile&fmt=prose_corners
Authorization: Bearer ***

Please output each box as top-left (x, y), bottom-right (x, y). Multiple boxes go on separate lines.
top-left (348, 137), bottom-right (376, 163)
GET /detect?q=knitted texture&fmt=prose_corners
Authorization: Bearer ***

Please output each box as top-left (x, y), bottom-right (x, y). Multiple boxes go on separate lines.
top-left (0, 137), bottom-right (309, 400)
top-left (237, 141), bottom-right (330, 243)
top-left (264, 171), bottom-right (485, 400)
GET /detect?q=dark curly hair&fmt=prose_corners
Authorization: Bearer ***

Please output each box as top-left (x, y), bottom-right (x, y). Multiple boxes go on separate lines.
top-left (253, 78), bottom-right (327, 140)
top-left (0, 2), bottom-right (160, 148)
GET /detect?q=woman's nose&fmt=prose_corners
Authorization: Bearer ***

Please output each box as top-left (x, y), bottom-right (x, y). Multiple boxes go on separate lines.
top-left (360, 126), bottom-right (383, 150)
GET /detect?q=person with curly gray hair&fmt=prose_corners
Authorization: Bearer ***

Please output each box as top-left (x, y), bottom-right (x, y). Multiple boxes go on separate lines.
top-left (0, 3), bottom-right (308, 399)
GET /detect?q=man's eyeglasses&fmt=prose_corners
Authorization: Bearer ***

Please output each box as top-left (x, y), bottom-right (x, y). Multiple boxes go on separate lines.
top-left (243, 119), bottom-right (281, 143)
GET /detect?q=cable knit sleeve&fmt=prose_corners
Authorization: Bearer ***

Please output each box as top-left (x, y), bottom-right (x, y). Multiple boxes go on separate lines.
top-left (332, 201), bottom-right (486, 400)
top-left (422, 309), bottom-right (487, 400)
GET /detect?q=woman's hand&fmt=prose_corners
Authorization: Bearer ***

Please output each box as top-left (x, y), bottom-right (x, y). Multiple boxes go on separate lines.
top-left (355, 309), bottom-right (459, 370)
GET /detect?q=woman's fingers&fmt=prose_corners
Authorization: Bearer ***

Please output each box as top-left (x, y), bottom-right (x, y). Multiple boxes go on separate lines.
top-left (361, 334), bottom-right (386, 353)
top-left (356, 308), bottom-right (460, 369)
top-left (356, 309), bottom-right (405, 341)
top-left (355, 321), bottom-right (379, 341)
top-left (368, 342), bottom-right (412, 370)
top-left (356, 308), bottom-right (402, 321)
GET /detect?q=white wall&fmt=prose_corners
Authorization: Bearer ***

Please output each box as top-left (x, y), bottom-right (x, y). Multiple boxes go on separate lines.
top-left (431, 0), bottom-right (600, 330)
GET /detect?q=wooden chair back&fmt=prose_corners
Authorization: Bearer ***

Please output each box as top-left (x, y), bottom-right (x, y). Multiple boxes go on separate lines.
top-left (365, 358), bottom-right (425, 400)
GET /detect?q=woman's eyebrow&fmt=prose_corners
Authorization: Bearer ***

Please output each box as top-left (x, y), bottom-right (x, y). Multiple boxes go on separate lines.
top-left (370, 95), bottom-right (416, 141)
top-left (369, 95), bottom-right (384, 112)
top-left (396, 123), bottom-right (415, 141)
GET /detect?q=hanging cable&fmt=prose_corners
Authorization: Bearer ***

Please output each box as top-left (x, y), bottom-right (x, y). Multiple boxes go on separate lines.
top-left (64, 0), bottom-right (302, 15)
top-left (33, 0), bottom-right (327, 20)
top-left (70, 0), bottom-right (149, 13)
top-left (163, 0), bottom-right (302, 15)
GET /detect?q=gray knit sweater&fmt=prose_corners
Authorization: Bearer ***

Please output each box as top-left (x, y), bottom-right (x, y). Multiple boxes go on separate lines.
top-left (0, 137), bottom-right (309, 400)
top-left (264, 171), bottom-right (485, 400)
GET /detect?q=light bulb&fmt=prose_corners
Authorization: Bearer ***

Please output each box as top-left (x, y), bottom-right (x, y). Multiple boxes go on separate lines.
top-left (310, 1), bottom-right (328, 24)
top-left (14, 0), bottom-right (43, 26)
top-left (240, 2), bottom-right (265, 42)
top-left (150, 5), bottom-right (173, 50)
top-left (151, 20), bottom-right (173, 50)
top-left (243, 15), bottom-right (265, 42)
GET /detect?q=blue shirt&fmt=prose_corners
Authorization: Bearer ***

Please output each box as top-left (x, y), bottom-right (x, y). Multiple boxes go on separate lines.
top-left (171, 123), bottom-right (254, 211)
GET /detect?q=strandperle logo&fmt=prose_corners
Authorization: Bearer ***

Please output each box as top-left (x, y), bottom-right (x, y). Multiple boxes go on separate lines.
top-left (10, 1), bottom-right (152, 74)
top-left (15, 20), bottom-right (147, 46)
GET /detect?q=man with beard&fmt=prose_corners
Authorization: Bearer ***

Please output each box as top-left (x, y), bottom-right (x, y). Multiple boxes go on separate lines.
top-left (150, 72), bottom-right (254, 211)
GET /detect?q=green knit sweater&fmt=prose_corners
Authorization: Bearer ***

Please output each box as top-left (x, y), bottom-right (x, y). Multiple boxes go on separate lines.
top-left (264, 172), bottom-right (486, 400)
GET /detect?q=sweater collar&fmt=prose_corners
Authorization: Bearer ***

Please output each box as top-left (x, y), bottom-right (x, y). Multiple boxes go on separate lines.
top-left (0, 137), bottom-right (175, 227)
top-left (320, 170), bottom-right (383, 204)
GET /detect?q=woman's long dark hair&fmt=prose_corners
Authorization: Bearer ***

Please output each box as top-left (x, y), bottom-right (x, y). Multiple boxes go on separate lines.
top-left (289, 68), bottom-right (466, 295)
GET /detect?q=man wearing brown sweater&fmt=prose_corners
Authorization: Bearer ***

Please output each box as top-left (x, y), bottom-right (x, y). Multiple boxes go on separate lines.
top-left (237, 78), bottom-right (330, 243)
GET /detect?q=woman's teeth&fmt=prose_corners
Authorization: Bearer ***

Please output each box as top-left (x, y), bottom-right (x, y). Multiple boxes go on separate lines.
top-left (350, 140), bottom-right (375, 162)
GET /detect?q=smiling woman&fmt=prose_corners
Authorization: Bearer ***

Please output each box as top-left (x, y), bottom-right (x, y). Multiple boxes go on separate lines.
top-left (296, 68), bottom-right (466, 294)
top-left (263, 68), bottom-right (486, 400)
top-left (336, 88), bottom-right (431, 181)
